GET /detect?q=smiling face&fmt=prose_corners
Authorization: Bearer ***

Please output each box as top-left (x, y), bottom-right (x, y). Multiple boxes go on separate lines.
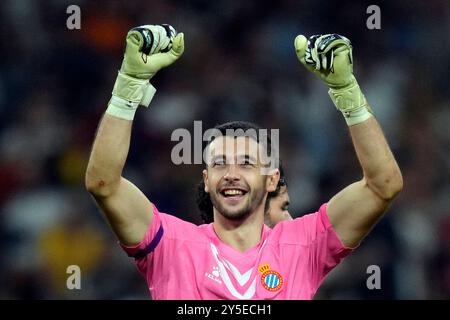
top-left (203, 136), bottom-right (279, 221)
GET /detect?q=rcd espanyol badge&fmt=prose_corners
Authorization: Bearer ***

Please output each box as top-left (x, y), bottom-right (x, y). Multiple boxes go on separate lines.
top-left (258, 264), bottom-right (283, 292)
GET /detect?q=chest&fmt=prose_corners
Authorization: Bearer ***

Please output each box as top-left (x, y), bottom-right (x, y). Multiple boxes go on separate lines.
top-left (163, 241), bottom-right (313, 299)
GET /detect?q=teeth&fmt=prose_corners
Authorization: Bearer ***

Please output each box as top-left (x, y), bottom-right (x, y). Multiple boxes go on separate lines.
top-left (223, 189), bottom-right (243, 196)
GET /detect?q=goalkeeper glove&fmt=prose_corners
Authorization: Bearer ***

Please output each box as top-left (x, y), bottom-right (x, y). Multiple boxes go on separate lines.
top-left (106, 24), bottom-right (185, 120)
top-left (294, 34), bottom-right (373, 126)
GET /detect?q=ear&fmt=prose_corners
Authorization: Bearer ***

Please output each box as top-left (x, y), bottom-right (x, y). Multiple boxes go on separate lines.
top-left (266, 169), bottom-right (280, 193)
top-left (203, 169), bottom-right (209, 193)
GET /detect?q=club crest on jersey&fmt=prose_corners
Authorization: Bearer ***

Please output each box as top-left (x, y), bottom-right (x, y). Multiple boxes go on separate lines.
top-left (258, 264), bottom-right (283, 292)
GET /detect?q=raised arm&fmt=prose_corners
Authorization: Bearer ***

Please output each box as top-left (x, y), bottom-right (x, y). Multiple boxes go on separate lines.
top-left (85, 25), bottom-right (184, 245)
top-left (294, 34), bottom-right (403, 248)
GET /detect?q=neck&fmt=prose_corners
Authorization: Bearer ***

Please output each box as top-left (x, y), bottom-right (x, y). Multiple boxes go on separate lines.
top-left (213, 205), bottom-right (265, 253)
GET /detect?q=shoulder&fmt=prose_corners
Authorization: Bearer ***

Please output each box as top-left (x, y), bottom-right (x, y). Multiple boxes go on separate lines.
top-left (268, 203), bottom-right (332, 246)
top-left (156, 209), bottom-right (210, 243)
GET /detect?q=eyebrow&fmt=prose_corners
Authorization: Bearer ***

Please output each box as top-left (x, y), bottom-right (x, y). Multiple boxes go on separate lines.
top-left (209, 154), bottom-right (258, 164)
top-left (210, 155), bottom-right (226, 161)
top-left (209, 155), bottom-right (226, 165)
top-left (237, 154), bottom-right (258, 164)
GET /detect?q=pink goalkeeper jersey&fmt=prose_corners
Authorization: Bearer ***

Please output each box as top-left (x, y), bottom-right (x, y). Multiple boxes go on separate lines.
top-left (121, 203), bottom-right (353, 300)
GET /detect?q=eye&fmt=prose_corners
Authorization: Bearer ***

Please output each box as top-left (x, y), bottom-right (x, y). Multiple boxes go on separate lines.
top-left (212, 159), bottom-right (226, 167)
top-left (212, 162), bottom-right (223, 167)
top-left (239, 157), bottom-right (256, 167)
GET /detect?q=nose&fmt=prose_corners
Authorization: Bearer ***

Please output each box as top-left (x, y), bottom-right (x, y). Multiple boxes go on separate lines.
top-left (223, 165), bottom-right (240, 181)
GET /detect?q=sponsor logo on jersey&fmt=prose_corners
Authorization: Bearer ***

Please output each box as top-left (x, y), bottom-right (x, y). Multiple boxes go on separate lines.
top-left (205, 265), bottom-right (222, 284)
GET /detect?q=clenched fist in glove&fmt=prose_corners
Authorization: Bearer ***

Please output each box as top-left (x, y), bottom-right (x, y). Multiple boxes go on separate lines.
top-left (294, 34), bottom-right (373, 126)
top-left (107, 24), bottom-right (184, 120)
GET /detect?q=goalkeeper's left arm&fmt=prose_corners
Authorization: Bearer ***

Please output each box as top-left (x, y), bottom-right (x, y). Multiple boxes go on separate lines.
top-left (294, 34), bottom-right (403, 248)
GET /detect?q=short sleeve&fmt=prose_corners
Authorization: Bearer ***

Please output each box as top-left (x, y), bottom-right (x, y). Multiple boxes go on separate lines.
top-left (309, 203), bottom-right (354, 287)
top-left (118, 203), bottom-right (200, 292)
top-left (119, 203), bottom-right (165, 275)
top-left (274, 203), bottom-right (354, 289)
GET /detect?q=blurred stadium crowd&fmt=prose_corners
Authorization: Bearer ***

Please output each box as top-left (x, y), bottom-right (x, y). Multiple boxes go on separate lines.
top-left (0, 0), bottom-right (448, 299)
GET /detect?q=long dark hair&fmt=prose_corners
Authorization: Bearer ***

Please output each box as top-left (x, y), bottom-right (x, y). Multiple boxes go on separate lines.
top-left (196, 121), bottom-right (284, 224)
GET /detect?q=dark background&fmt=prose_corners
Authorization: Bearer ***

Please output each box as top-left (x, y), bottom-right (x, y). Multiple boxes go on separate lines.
top-left (0, 0), bottom-right (448, 299)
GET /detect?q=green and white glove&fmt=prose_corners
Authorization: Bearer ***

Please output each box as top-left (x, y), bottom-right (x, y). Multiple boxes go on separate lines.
top-left (107, 24), bottom-right (185, 120)
top-left (294, 34), bottom-right (373, 126)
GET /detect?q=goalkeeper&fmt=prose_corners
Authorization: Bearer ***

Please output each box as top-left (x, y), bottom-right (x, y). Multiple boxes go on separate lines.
top-left (85, 25), bottom-right (403, 299)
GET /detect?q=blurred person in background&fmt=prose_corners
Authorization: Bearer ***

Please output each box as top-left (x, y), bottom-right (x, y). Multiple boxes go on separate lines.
top-left (264, 184), bottom-right (291, 228)
top-left (264, 166), bottom-right (292, 228)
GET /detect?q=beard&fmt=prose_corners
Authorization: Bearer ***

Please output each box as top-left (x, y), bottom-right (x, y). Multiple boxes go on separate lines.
top-left (210, 184), bottom-right (266, 221)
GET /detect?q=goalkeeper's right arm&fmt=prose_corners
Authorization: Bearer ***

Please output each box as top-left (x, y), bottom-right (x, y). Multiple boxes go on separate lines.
top-left (85, 25), bottom-right (184, 246)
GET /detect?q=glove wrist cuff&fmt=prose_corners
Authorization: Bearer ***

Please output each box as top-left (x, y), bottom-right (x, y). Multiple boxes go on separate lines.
top-left (328, 79), bottom-right (373, 126)
top-left (112, 72), bottom-right (149, 102)
top-left (107, 72), bottom-right (157, 120)
top-left (340, 105), bottom-right (373, 126)
top-left (106, 96), bottom-right (138, 121)
top-left (328, 79), bottom-right (366, 110)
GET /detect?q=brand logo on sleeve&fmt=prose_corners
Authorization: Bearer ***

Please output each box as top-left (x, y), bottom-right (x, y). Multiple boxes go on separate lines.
top-left (258, 264), bottom-right (283, 292)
